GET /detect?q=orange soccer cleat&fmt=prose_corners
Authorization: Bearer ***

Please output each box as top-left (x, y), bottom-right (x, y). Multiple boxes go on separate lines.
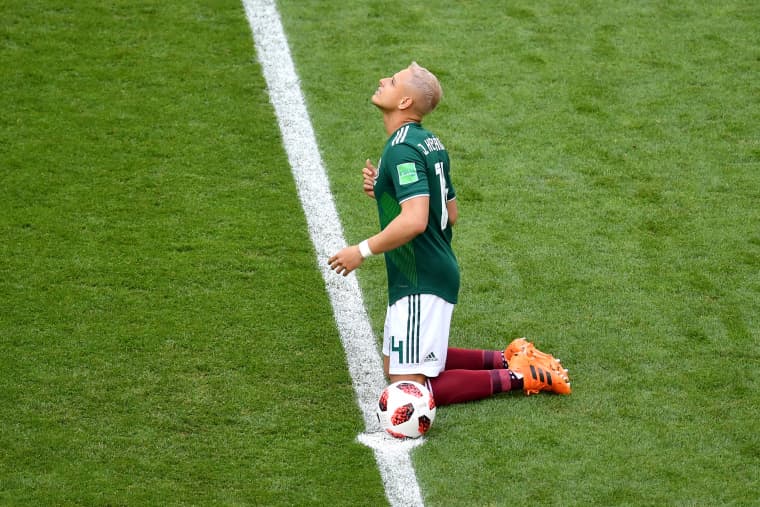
top-left (504, 337), bottom-right (563, 363)
top-left (503, 337), bottom-right (530, 362)
top-left (508, 348), bottom-right (571, 396)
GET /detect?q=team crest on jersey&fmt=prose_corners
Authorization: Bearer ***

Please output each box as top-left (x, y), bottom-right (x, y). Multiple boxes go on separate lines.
top-left (396, 163), bottom-right (418, 185)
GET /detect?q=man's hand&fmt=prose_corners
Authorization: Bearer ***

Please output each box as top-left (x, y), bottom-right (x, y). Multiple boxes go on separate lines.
top-left (328, 245), bottom-right (364, 276)
top-left (362, 159), bottom-right (377, 199)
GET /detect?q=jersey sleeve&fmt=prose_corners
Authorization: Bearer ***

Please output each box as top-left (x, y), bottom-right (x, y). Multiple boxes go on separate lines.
top-left (384, 143), bottom-right (430, 203)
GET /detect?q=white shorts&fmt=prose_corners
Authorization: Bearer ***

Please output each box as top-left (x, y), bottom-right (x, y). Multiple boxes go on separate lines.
top-left (382, 294), bottom-right (454, 378)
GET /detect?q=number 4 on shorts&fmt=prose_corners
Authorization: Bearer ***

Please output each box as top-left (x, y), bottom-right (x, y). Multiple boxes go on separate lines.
top-left (391, 336), bottom-right (404, 364)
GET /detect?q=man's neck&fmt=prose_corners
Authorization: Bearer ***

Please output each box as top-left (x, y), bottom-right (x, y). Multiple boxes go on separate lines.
top-left (382, 112), bottom-right (422, 136)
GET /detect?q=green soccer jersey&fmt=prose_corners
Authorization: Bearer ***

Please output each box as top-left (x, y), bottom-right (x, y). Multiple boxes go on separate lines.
top-left (374, 122), bottom-right (460, 305)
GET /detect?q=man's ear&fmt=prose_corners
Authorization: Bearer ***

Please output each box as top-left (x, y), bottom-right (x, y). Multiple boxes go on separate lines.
top-left (398, 95), bottom-right (414, 110)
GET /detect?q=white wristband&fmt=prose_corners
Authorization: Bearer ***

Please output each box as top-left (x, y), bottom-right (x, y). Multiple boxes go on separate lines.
top-left (359, 239), bottom-right (374, 259)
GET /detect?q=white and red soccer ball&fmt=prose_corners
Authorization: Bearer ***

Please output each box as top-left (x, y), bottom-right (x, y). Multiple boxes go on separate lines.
top-left (376, 381), bottom-right (436, 439)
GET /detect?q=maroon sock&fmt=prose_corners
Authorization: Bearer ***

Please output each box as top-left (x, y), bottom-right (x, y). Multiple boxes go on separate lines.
top-left (445, 348), bottom-right (505, 370)
top-left (429, 369), bottom-right (514, 406)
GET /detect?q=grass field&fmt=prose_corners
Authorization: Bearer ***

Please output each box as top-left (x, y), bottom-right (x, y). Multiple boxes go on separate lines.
top-left (2, 0), bottom-right (759, 505)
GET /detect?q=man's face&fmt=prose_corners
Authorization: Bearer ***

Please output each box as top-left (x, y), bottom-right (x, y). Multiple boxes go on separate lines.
top-left (371, 67), bottom-right (412, 111)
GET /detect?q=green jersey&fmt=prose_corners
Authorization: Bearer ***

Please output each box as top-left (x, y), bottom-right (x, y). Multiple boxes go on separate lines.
top-left (373, 122), bottom-right (459, 305)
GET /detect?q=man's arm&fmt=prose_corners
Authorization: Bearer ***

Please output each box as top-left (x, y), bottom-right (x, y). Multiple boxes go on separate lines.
top-left (327, 196), bottom-right (429, 276)
top-left (362, 159), bottom-right (376, 199)
top-left (446, 198), bottom-right (458, 226)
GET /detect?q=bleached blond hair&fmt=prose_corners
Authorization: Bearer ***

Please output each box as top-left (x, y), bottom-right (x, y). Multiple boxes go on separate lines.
top-left (407, 61), bottom-right (442, 115)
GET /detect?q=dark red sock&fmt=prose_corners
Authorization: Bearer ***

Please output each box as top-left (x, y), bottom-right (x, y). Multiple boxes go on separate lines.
top-left (445, 348), bottom-right (505, 370)
top-left (429, 369), bottom-right (514, 406)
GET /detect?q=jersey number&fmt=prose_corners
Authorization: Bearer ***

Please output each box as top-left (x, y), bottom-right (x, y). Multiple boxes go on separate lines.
top-left (391, 336), bottom-right (404, 364)
top-left (434, 162), bottom-right (449, 230)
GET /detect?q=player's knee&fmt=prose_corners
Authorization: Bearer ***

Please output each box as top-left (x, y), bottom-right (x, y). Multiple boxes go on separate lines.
top-left (389, 373), bottom-right (428, 386)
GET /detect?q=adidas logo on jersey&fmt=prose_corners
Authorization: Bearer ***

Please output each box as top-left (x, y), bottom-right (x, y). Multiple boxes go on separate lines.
top-left (423, 352), bottom-right (438, 363)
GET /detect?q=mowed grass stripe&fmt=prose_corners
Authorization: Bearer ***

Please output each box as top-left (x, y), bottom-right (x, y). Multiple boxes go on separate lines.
top-left (242, 3), bottom-right (428, 506)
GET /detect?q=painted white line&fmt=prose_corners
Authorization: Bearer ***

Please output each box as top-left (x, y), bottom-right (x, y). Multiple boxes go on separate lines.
top-left (241, 1), bottom-right (425, 506)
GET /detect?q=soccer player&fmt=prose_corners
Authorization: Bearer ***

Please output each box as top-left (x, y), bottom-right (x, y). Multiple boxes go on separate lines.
top-left (328, 62), bottom-right (570, 405)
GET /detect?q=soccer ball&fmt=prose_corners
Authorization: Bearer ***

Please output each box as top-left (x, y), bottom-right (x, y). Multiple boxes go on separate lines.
top-left (376, 381), bottom-right (436, 439)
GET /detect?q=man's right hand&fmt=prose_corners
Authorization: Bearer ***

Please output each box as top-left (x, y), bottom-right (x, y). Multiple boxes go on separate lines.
top-left (362, 159), bottom-right (377, 199)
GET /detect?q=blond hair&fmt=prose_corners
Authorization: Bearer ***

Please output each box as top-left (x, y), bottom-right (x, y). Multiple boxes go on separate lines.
top-left (407, 61), bottom-right (442, 115)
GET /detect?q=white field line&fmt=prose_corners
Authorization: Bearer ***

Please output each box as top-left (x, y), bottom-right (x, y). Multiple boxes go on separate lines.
top-left (241, 1), bottom-right (425, 506)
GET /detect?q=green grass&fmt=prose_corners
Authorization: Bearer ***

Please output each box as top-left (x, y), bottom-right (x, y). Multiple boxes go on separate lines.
top-left (2, 0), bottom-right (759, 505)
top-left (278, 0), bottom-right (760, 505)
top-left (1, 1), bottom-right (384, 505)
